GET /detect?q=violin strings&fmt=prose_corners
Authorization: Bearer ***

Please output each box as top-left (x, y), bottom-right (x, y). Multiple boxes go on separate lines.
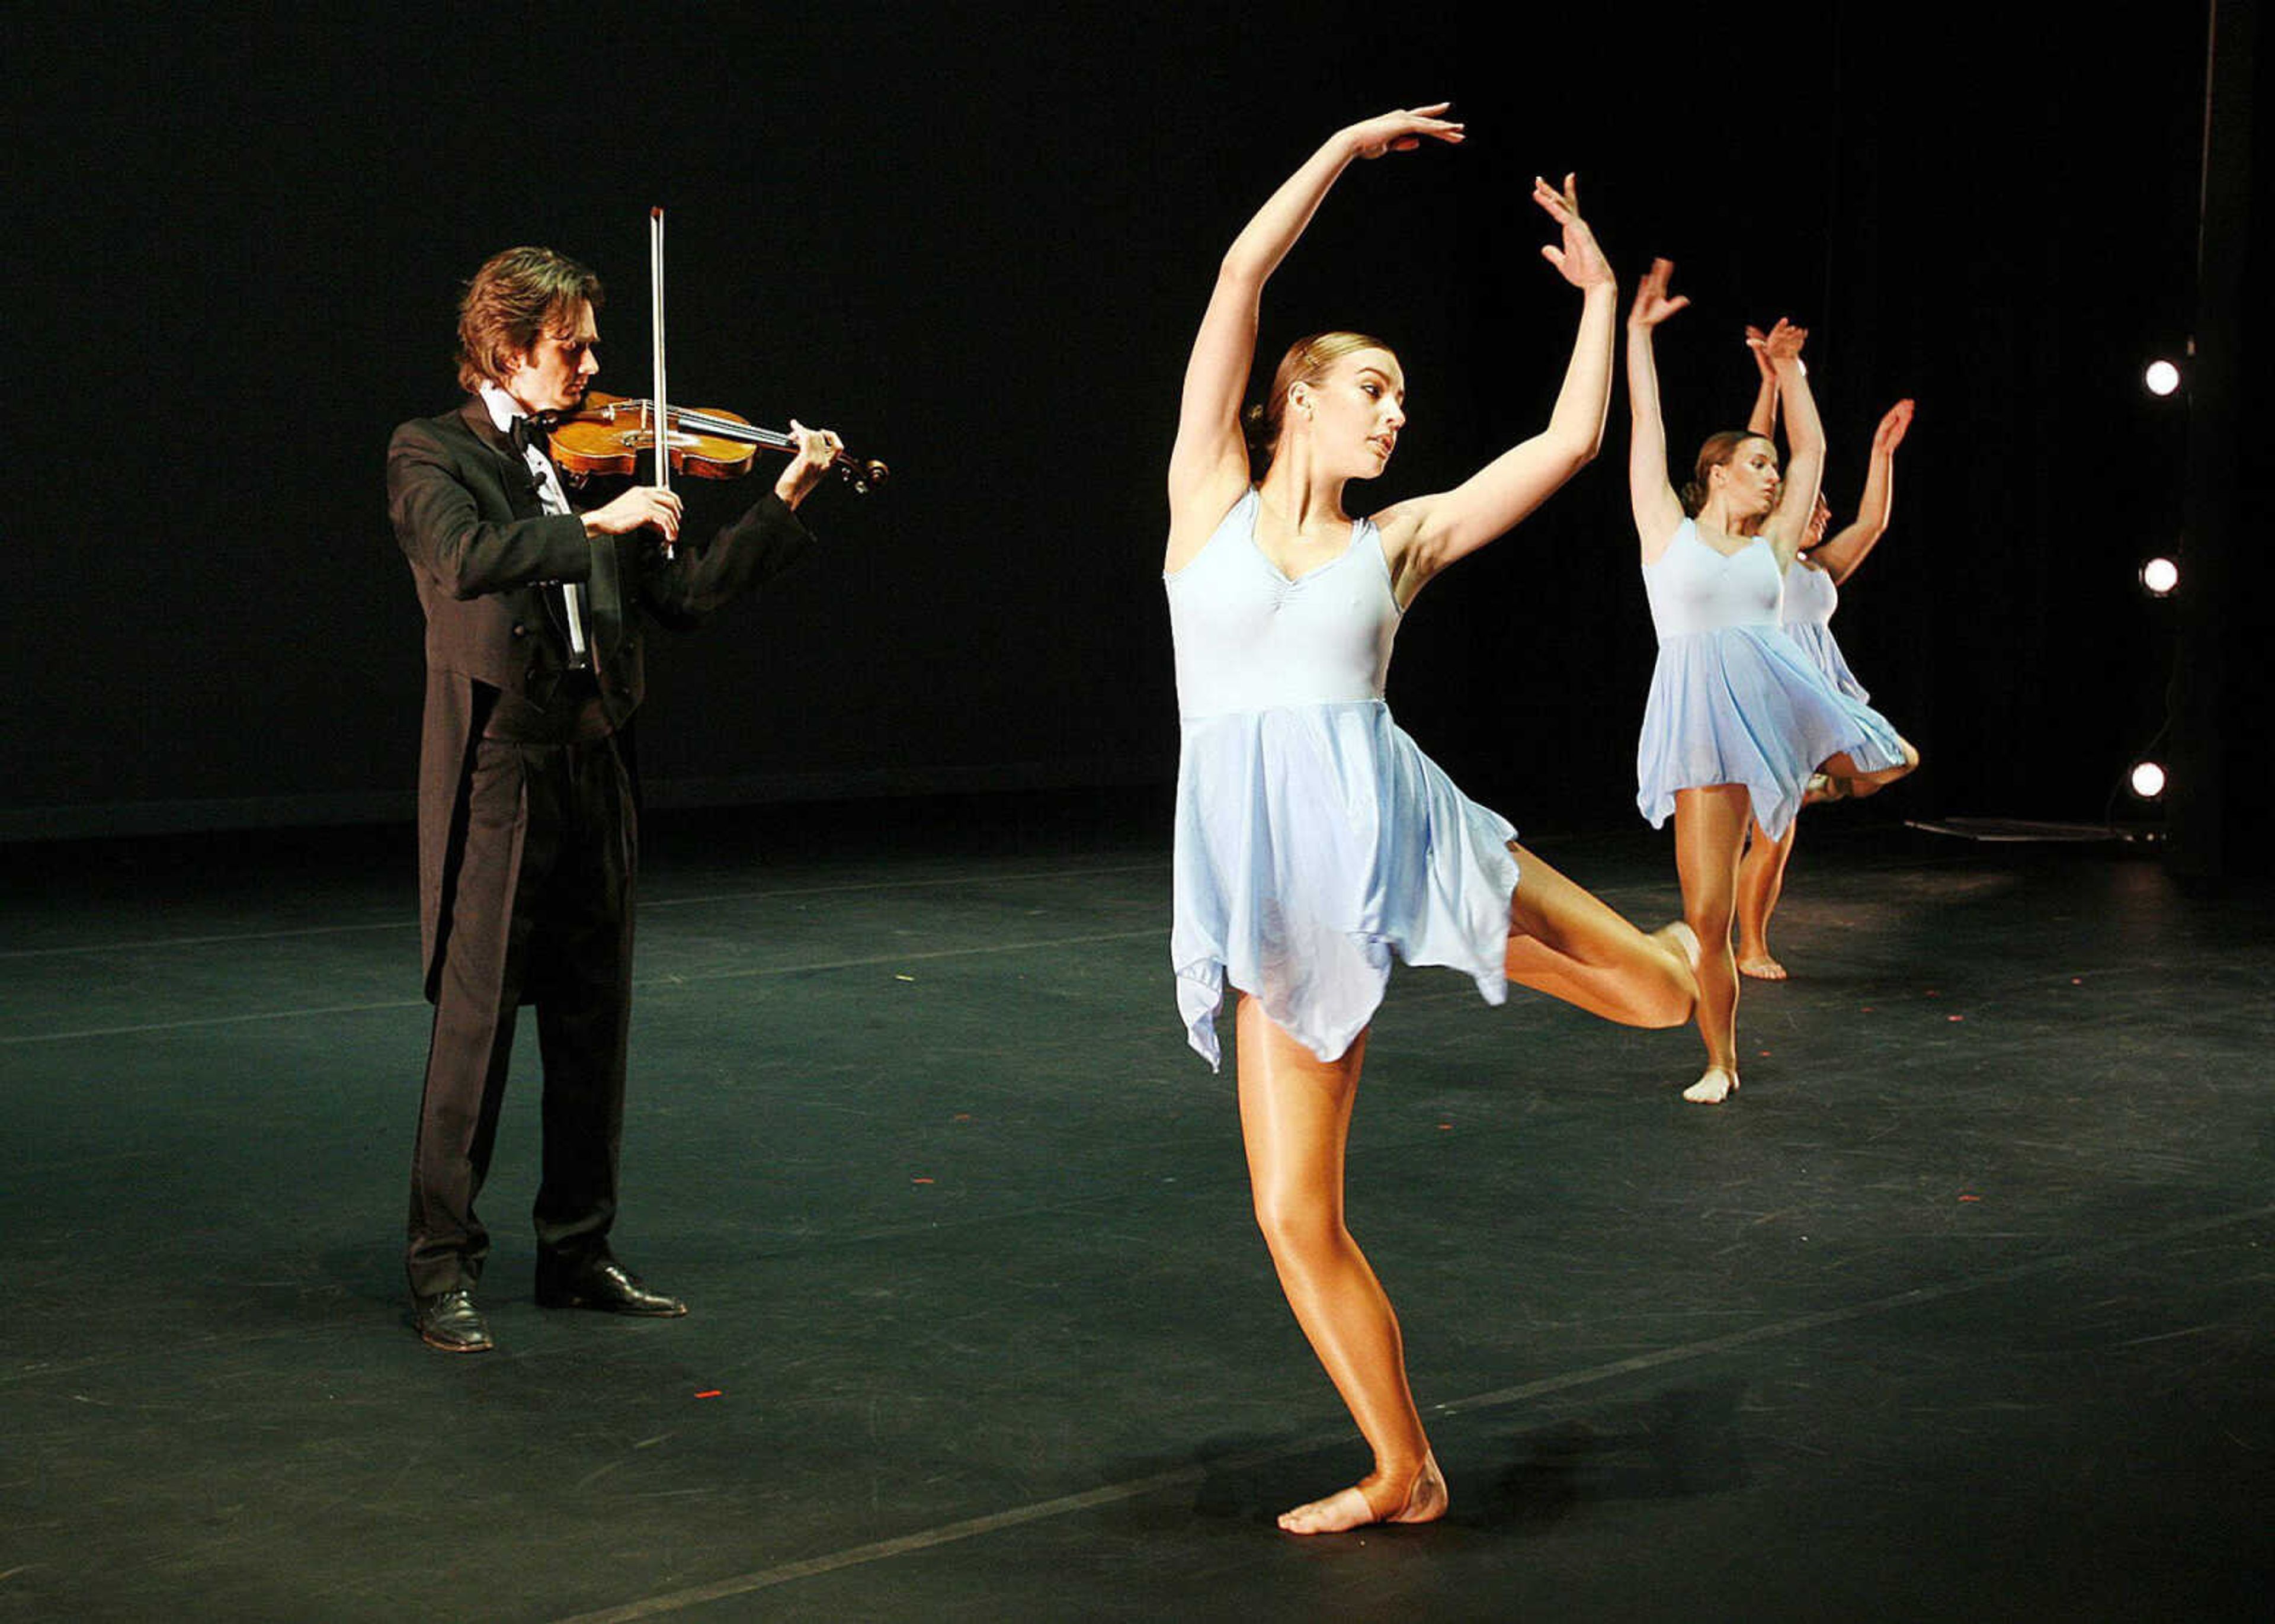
top-left (673, 409), bottom-right (795, 449)
top-left (611, 399), bottom-right (795, 450)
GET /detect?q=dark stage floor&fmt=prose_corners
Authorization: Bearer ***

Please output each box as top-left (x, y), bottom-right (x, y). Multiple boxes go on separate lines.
top-left (3, 797), bottom-right (2270, 1621)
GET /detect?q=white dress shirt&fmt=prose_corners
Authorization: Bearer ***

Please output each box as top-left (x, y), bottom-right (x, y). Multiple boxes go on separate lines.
top-left (479, 382), bottom-right (589, 665)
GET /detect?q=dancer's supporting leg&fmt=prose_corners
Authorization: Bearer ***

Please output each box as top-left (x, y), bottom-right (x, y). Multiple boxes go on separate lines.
top-left (1502, 842), bottom-right (1698, 1026)
top-left (1672, 784), bottom-right (1753, 1102)
top-left (1735, 817), bottom-right (1799, 981)
top-left (1237, 998), bottom-right (1449, 1536)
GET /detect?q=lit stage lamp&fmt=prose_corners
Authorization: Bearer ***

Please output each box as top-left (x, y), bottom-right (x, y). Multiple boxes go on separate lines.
top-left (2129, 761), bottom-right (2168, 800)
top-left (2143, 359), bottom-right (2182, 396)
top-left (2140, 557), bottom-right (2180, 596)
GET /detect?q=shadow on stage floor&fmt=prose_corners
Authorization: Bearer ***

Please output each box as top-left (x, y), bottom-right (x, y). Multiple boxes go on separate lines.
top-left (3, 794), bottom-right (2270, 1621)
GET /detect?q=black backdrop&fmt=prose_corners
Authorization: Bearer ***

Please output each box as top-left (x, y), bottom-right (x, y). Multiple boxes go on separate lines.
top-left (3, 2), bottom-right (2249, 847)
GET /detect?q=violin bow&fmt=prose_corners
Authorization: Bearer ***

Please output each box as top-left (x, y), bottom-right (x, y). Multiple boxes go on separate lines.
top-left (649, 206), bottom-right (673, 555)
top-left (635, 206), bottom-right (887, 506)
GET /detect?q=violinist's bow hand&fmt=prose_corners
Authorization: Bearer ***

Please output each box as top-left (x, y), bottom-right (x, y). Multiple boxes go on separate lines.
top-left (583, 485), bottom-right (684, 544)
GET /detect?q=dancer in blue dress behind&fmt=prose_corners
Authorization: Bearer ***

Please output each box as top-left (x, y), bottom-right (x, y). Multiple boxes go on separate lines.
top-left (1732, 334), bottom-right (1918, 979)
top-left (1624, 260), bottom-right (1918, 1104)
top-left (1166, 104), bottom-right (1699, 1535)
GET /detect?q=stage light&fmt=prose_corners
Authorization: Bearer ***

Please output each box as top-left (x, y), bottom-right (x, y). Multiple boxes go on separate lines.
top-left (2129, 761), bottom-right (2167, 799)
top-left (2141, 556), bottom-right (2180, 596)
top-left (2143, 359), bottom-right (2182, 396)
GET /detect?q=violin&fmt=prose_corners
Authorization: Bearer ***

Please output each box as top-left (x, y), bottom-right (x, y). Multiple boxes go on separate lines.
top-left (549, 392), bottom-right (890, 495)
top-left (559, 208), bottom-right (886, 555)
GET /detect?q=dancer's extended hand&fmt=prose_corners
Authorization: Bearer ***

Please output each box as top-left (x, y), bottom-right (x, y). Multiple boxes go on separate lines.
top-left (1752, 316), bottom-right (1808, 369)
top-left (1629, 257), bottom-right (1690, 329)
top-left (1747, 325), bottom-right (1779, 385)
top-left (1874, 398), bottom-right (1916, 454)
top-left (1343, 103), bottom-right (1465, 161)
top-left (1534, 173), bottom-right (1613, 290)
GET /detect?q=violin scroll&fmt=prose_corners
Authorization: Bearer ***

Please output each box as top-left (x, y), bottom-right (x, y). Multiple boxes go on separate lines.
top-left (835, 453), bottom-right (889, 496)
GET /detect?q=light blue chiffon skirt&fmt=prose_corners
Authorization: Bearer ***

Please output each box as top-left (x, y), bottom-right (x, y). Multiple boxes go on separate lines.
top-left (1171, 699), bottom-right (1518, 1069)
top-left (1637, 625), bottom-right (1905, 840)
top-left (1785, 619), bottom-right (1871, 703)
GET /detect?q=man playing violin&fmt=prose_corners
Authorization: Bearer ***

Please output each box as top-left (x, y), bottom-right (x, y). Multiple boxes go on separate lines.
top-left (387, 245), bottom-right (842, 1352)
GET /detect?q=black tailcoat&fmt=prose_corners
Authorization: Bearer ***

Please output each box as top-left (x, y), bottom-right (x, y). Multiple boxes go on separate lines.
top-left (387, 397), bottom-right (813, 999)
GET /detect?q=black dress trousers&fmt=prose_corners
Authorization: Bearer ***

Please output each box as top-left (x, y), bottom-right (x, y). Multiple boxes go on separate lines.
top-left (405, 687), bottom-right (637, 1299)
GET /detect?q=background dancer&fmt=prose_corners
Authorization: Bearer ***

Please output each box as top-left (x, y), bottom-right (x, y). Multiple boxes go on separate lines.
top-left (1165, 107), bottom-right (1697, 1535)
top-left (1734, 341), bottom-right (1917, 979)
top-left (1624, 260), bottom-right (1916, 1103)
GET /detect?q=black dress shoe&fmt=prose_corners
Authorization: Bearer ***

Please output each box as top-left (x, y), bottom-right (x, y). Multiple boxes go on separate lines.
top-left (414, 1287), bottom-right (494, 1353)
top-left (535, 1258), bottom-right (688, 1317)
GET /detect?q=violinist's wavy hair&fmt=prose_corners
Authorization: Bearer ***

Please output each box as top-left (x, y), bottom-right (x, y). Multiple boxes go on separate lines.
top-left (1681, 430), bottom-right (1775, 517)
top-left (1243, 331), bottom-right (1394, 464)
top-left (456, 246), bottom-right (605, 392)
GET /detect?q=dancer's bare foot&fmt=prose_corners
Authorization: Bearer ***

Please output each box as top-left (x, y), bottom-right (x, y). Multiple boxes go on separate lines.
top-left (1277, 1453), bottom-right (1448, 1536)
top-left (1682, 1066), bottom-right (1740, 1104)
top-left (1736, 950), bottom-right (1786, 981)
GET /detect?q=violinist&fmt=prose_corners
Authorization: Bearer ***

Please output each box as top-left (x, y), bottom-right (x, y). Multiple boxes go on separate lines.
top-left (387, 244), bottom-right (842, 1353)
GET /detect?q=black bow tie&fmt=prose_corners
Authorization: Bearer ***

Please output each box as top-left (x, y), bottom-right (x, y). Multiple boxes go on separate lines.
top-left (510, 415), bottom-right (552, 457)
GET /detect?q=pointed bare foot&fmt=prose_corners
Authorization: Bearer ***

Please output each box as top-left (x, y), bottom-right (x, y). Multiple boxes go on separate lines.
top-left (1737, 951), bottom-right (1787, 981)
top-left (1277, 1453), bottom-right (1448, 1536)
top-left (1681, 1066), bottom-right (1740, 1104)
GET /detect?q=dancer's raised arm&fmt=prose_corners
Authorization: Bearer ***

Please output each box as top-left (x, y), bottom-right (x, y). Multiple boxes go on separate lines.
top-left (1377, 174), bottom-right (1620, 603)
top-left (1165, 104), bottom-right (1463, 566)
top-left (1626, 258), bottom-right (1690, 562)
top-left (1809, 399), bottom-right (1914, 583)
top-left (1752, 319), bottom-right (1823, 569)
top-left (1744, 325), bottom-right (1780, 437)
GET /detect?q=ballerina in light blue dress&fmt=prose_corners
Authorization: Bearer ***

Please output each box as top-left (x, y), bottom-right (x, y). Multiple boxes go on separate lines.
top-left (1624, 260), bottom-right (1918, 1104)
top-left (1166, 105), bottom-right (1697, 1537)
top-left (1732, 358), bottom-right (1920, 979)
